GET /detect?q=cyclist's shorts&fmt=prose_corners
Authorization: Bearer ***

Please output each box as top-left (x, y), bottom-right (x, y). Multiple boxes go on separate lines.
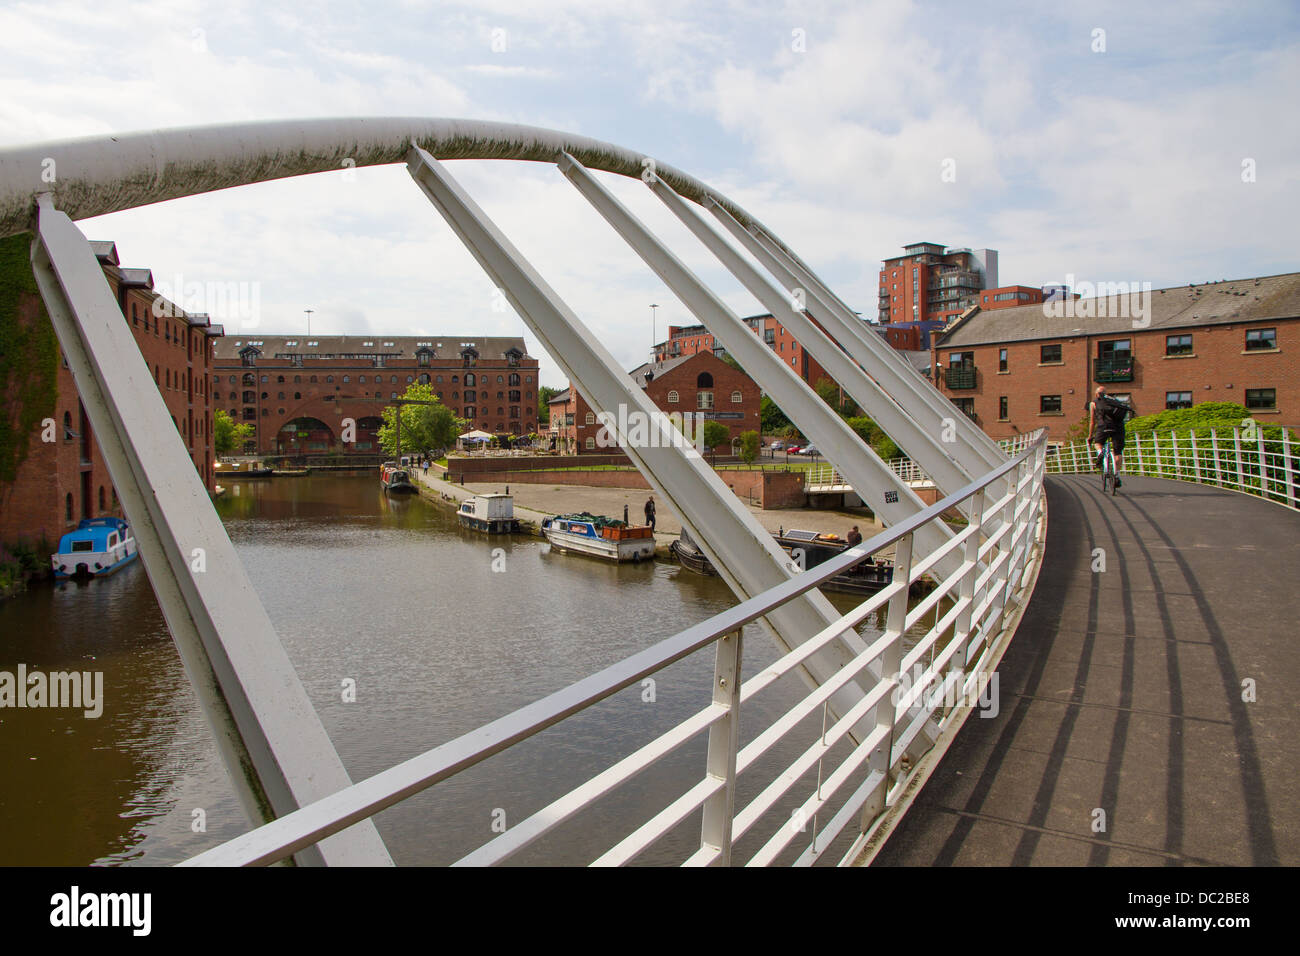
top-left (1092, 428), bottom-right (1125, 454)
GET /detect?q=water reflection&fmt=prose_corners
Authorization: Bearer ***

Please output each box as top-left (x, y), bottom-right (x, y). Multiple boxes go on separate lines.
top-left (3, 474), bottom-right (941, 865)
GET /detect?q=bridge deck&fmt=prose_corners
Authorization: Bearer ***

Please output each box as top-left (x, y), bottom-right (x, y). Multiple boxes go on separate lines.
top-left (874, 474), bottom-right (1297, 866)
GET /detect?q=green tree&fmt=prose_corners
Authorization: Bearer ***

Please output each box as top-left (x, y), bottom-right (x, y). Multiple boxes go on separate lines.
top-left (213, 408), bottom-right (254, 456)
top-left (760, 394), bottom-right (791, 434)
top-left (377, 383), bottom-right (465, 458)
top-left (702, 420), bottom-right (730, 450)
top-left (738, 430), bottom-right (760, 466)
top-left (845, 414), bottom-right (901, 462)
top-left (538, 385), bottom-right (561, 426)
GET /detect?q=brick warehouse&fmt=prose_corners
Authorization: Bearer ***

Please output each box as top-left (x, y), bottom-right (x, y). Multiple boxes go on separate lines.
top-left (932, 272), bottom-right (1300, 439)
top-left (0, 238), bottom-right (222, 546)
top-left (549, 351), bottom-right (761, 454)
top-left (653, 316), bottom-right (832, 391)
top-left (210, 335), bottom-right (539, 455)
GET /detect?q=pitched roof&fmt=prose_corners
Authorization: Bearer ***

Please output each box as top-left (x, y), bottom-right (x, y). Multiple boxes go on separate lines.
top-left (211, 334), bottom-right (530, 360)
top-left (627, 351), bottom-right (698, 387)
top-left (937, 272), bottom-right (1300, 348)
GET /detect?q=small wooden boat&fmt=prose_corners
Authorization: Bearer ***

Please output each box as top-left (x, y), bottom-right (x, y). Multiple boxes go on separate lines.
top-left (274, 468), bottom-right (310, 477)
top-left (541, 513), bottom-right (655, 563)
top-left (50, 517), bottom-right (139, 579)
top-left (458, 494), bottom-right (519, 534)
top-left (668, 527), bottom-right (718, 576)
top-left (380, 462), bottom-right (418, 494)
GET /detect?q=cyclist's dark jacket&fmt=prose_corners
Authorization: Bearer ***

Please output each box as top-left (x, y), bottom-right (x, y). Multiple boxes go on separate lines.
top-left (1091, 396), bottom-right (1133, 450)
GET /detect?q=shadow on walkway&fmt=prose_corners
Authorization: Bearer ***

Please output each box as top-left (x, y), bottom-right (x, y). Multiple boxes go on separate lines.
top-left (873, 475), bottom-right (1295, 866)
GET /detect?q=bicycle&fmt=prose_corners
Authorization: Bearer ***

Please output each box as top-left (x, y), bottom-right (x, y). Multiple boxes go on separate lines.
top-left (1098, 435), bottom-right (1120, 496)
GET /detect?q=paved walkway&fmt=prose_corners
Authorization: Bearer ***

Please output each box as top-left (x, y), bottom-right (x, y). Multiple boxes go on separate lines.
top-left (412, 465), bottom-right (889, 557)
top-left (874, 474), bottom-right (1298, 866)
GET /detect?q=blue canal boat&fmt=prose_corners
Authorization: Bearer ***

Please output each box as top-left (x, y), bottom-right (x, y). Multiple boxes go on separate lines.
top-left (50, 517), bottom-right (139, 579)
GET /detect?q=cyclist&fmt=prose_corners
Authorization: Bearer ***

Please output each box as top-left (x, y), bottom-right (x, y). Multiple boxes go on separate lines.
top-left (1088, 386), bottom-right (1133, 489)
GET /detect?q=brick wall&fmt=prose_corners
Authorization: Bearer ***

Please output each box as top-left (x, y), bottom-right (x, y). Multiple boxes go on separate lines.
top-left (934, 317), bottom-right (1300, 439)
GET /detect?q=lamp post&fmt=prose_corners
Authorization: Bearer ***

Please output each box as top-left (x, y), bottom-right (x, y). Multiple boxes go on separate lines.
top-left (304, 308), bottom-right (314, 336)
top-left (650, 303), bottom-right (658, 363)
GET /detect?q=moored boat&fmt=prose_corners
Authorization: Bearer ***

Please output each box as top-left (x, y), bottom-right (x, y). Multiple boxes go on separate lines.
top-left (774, 529), bottom-right (893, 595)
top-left (380, 462), bottom-right (418, 494)
top-left (50, 517), bottom-right (139, 579)
top-left (541, 513), bottom-right (655, 563)
top-left (458, 494), bottom-right (519, 534)
top-left (671, 526), bottom-right (893, 595)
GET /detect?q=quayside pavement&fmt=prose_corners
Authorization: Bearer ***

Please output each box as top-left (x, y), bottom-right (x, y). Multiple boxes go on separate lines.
top-left (872, 474), bottom-right (1298, 866)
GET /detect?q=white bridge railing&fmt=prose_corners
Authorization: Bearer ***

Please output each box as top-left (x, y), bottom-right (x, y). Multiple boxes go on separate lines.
top-left (805, 456), bottom-right (927, 490)
top-left (1047, 427), bottom-right (1298, 512)
top-left (183, 434), bottom-right (1048, 866)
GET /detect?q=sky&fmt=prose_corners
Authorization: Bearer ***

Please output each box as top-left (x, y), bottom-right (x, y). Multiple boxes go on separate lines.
top-left (2, 0), bottom-right (1297, 388)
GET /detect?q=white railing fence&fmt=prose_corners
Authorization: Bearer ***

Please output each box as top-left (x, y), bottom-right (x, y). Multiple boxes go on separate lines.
top-left (183, 434), bottom-right (1049, 867)
top-left (1046, 427), bottom-right (1298, 512)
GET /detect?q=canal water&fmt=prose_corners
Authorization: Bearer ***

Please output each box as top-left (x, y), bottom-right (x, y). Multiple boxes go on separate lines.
top-left (1, 474), bottom-right (938, 866)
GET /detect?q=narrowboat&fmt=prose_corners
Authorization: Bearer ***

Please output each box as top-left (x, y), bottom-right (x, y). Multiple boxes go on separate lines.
top-left (671, 526), bottom-right (893, 595)
top-left (50, 517), bottom-right (139, 579)
top-left (458, 494), bottom-right (519, 534)
top-left (541, 513), bottom-right (655, 563)
top-left (774, 529), bottom-right (893, 595)
top-left (380, 462), bottom-right (418, 494)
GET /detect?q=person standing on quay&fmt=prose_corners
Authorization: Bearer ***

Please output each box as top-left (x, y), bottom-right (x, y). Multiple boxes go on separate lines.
top-left (644, 495), bottom-right (656, 532)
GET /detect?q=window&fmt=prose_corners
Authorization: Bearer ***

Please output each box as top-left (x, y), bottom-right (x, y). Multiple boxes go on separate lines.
top-left (359, 375), bottom-right (366, 384)
top-left (999, 396), bottom-right (1008, 420)
top-left (698, 391), bottom-right (714, 410)
top-left (464, 406), bottom-right (475, 418)
top-left (1040, 344), bottom-right (1062, 364)
top-left (342, 375), bottom-right (349, 383)
top-left (497, 375), bottom-right (504, 384)
top-left (1245, 328), bottom-right (1277, 351)
top-left (999, 348), bottom-right (1008, 372)
top-left (1166, 334), bottom-right (1193, 356)
top-left (667, 390), bottom-right (679, 404)
top-left (465, 373), bottom-right (476, 386)
top-left (1166, 391), bottom-right (1193, 410)
top-left (585, 437), bottom-right (595, 449)
top-left (1040, 395), bottom-right (1062, 414)
top-left (390, 376), bottom-right (397, 384)
top-left (464, 390), bottom-right (476, 403)
top-left (1245, 388), bottom-right (1276, 410)
top-left (326, 375), bottom-right (334, 383)
top-left (585, 412), bottom-right (595, 425)
top-left (508, 390), bottom-right (521, 403)
top-left (731, 390), bottom-right (743, 404)
top-left (277, 375), bottom-right (285, 383)
top-left (509, 373), bottom-right (521, 387)
top-left (310, 375), bottom-right (318, 383)
top-left (419, 373), bottom-right (431, 385)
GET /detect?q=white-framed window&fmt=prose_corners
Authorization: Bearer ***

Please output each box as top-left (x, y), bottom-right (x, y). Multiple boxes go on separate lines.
top-left (731, 390), bottom-right (742, 403)
top-left (667, 390), bottom-right (679, 404)
top-left (585, 437), bottom-right (595, 449)
top-left (585, 412), bottom-right (595, 424)
top-left (698, 391), bottom-right (714, 410)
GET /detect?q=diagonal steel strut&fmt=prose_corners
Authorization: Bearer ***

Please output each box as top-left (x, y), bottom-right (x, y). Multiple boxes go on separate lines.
top-left (705, 200), bottom-right (1008, 473)
top-left (645, 174), bottom-right (980, 511)
top-left (30, 196), bottom-right (392, 866)
top-left (403, 145), bottom-right (885, 721)
top-left (555, 151), bottom-right (960, 578)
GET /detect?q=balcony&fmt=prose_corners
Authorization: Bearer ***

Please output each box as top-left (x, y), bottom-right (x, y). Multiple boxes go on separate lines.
top-left (945, 365), bottom-right (977, 390)
top-left (1094, 355), bottom-right (1134, 383)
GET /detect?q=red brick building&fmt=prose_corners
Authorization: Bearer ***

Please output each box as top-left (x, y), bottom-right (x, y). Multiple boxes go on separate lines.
top-left (549, 351), bottom-right (761, 453)
top-left (932, 272), bottom-right (1300, 439)
top-left (653, 316), bottom-right (832, 391)
top-left (879, 242), bottom-right (1000, 324)
top-left (0, 239), bottom-right (222, 546)
top-left (210, 335), bottom-right (539, 454)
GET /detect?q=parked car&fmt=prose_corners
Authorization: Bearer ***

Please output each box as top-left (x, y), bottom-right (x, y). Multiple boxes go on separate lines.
top-left (787, 445), bottom-right (804, 455)
top-left (770, 441), bottom-right (785, 451)
top-left (802, 445), bottom-right (820, 456)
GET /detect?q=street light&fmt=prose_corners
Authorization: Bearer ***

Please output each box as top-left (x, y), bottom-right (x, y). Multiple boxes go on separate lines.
top-left (304, 308), bottom-right (314, 336)
top-left (650, 303), bottom-right (658, 362)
